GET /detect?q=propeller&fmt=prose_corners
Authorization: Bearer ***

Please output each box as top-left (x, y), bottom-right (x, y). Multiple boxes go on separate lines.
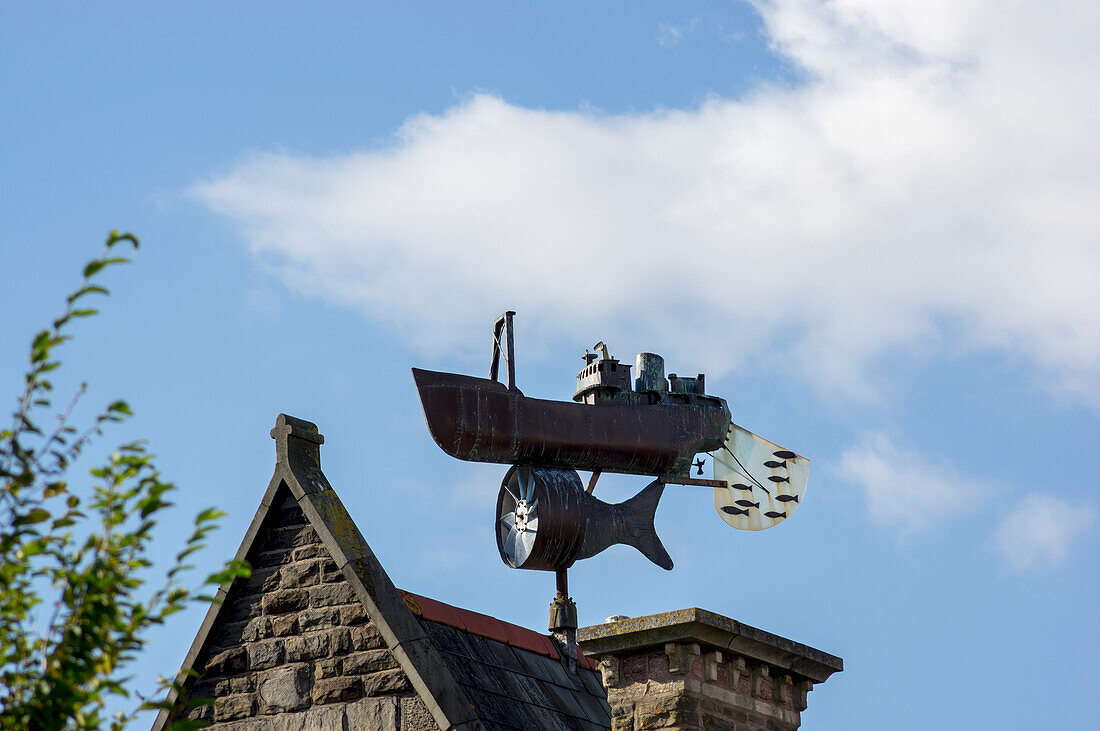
top-left (498, 466), bottom-right (540, 567)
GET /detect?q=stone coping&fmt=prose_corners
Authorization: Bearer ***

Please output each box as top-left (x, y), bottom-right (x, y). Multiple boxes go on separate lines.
top-left (577, 608), bottom-right (842, 683)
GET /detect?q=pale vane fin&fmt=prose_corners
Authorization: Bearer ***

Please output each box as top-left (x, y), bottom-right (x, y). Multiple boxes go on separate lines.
top-left (713, 422), bottom-right (809, 531)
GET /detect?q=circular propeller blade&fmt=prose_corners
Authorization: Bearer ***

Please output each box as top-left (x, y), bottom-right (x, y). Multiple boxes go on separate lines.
top-left (504, 526), bottom-right (520, 566)
top-left (515, 530), bottom-right (535, 565)
top-left (519, 468), bottom-right (531, 501)
top-left (496, 463), bottom-right (587, 572)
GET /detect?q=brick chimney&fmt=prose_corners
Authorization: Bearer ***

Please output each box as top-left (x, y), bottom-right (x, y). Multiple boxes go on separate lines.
top-left (578, 608), bottom-right (842, 730)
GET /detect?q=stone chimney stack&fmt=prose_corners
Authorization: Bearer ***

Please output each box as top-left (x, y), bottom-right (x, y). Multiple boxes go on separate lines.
top-left (578, 608), bottom-right (842, 730)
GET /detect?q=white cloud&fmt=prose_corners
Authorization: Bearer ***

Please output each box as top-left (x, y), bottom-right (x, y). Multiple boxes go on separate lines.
top-left (656, 22), bottom-right (687, 47)
top-left (990, 496), bottom-right (1095, 573)
top-left (194, 0), bottom-right (1100, 402)
top-left (841, 434), bottom-right (1096, 567)
top-left (838, 432), bottom-right (986, 535)
top-left (657, 18), bottom-right (701, 47)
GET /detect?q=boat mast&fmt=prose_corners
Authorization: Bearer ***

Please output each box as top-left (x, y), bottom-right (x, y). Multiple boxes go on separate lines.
top-left (489, 310), bottom-right (517, 390)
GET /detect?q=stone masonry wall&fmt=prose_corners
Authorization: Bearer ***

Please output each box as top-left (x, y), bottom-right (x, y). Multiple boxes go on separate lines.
top-left (596, 642), bottom-right (810, 731)
top-left (174, 489), bottom-right (439, 730)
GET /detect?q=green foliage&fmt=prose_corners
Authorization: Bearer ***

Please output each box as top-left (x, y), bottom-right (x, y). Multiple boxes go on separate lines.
top-left (0, 232), bottom-right (250, 730)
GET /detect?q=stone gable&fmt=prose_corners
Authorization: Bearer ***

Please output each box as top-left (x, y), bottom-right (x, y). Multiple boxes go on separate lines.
top-left (173, 486), bottom-right (438, 729)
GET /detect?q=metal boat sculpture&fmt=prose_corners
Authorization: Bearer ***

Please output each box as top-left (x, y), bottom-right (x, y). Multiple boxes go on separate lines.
top-left (412, 312), bottom-right (810, 575)
top-left (412, 367), bottom-right (730, 478)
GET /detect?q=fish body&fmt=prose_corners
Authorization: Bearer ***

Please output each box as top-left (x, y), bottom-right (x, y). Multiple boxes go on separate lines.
top-left (776, 494), bottom-right (799, 503)
top-left (767, 475), bottom-right (790, 483)
top-left (772, 450), bottom-right (797, 459)
top-left (763, 460), bottom-right (787, 469)
top-left (721, 506), bottom-right (751, 516)
top-left (734, 499), bottom-right (760, 508)
top-left (497, 465), bottom-right (673, 572)
top-left (764, 511), bottom-right (786, 519)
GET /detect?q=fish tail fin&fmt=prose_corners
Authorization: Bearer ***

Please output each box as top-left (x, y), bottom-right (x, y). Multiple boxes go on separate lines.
top-left (621, 480), bottom-right (673, 570)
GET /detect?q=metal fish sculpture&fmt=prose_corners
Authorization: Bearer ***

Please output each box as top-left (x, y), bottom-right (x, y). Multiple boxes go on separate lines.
top-left (496, 465), bottom-right (673, 571)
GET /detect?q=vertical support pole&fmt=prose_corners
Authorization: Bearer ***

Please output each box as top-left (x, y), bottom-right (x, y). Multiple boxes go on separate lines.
top-left (549, 567), bottom-right (578, 672)
top-left (555, 567), bottom-right (569, 598)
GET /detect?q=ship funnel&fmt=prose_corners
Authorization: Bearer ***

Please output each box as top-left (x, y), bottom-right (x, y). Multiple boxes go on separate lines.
top-left (635, 352), bottom-right (667, 393)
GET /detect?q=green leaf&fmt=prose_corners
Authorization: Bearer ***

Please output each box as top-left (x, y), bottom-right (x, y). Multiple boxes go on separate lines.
top-left (44, 482), bottom-right (67, 497)
top-left (107, 230), bottom-right (140, 249)
top-left (68, 284), bottom-right (109, 302)
top-left (13, 508), bottom-right (50, 526)
top-left (83, 259), bottom-right (107, 278)
top-left (194, 507), bottom-right (224, 524)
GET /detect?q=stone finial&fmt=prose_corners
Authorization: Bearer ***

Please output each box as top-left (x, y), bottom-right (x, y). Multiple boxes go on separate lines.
top-left (270, 414), bottom-right (331, 494)
top-left (664, 642), bottom-right (700, 675)
top-left (271, 413), bottom-right (323, 463)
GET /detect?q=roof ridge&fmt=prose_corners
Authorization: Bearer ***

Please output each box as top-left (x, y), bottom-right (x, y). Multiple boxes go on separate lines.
top-left (400, 590), bottom-right (595, 671)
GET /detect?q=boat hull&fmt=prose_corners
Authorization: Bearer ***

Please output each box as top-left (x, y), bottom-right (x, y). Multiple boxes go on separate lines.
top-left (412, 368), bottom-right (730, 476)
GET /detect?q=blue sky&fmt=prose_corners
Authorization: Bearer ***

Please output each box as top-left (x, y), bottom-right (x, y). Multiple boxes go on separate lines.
top-left (3, 2), bottom-right (1098, 728)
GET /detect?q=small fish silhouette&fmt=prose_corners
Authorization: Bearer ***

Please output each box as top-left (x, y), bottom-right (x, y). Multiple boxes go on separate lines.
top-left (776, 494), bottom-right (799, 503)
top-left (734, 499), bottom-right (760, 508)
top-left (772, 450), bottom-right (797, 459)
top-left (731, 483), bottom-right (755, 491)
top-left (764, 511), bottom-right (787, 519)
top-left (764, 460), bottom-right (787, 469)
top-left (767, 475), bottom-right (790, 483)
top-left (721, 506), bottom-right (751, 516)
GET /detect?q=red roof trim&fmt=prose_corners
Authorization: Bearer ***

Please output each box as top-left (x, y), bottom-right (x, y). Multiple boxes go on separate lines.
top-left (402, 590), bottom-right (599, 667)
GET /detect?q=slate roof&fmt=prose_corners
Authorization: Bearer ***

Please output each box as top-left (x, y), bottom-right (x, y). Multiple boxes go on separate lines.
top-left (156, 414), bottom-right (609, 731)
top-left (403, 592), bottom-right (611, 731)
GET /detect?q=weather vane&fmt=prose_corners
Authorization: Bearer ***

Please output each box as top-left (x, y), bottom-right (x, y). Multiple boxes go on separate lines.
top-left (412, 312), bottom-right (809, 657)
